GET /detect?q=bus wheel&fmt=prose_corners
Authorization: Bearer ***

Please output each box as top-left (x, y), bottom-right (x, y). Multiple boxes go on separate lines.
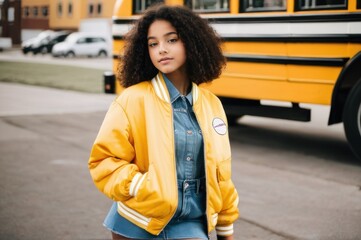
top-left (343, 79), bottom-right (361, 160)
top-left (227, 115), bottom-right (239, 126)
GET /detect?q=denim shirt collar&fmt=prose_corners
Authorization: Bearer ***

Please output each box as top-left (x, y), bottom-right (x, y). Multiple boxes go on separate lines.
top-left (163, 73), bottom-right (193, 105)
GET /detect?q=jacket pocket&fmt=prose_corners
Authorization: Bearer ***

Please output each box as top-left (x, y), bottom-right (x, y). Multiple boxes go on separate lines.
top-left (117, 201), bottom-right (151, 227)
top-left (122, 163), bottom-right (175, 220)
top-left (216, 159), bottom-right (231, 182)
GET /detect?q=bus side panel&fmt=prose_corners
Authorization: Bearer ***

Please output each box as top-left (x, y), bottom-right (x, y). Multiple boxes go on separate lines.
top-left (113, 39), bottom-right (125, 94)
top-left (204, 62), bottom-right (340, 105)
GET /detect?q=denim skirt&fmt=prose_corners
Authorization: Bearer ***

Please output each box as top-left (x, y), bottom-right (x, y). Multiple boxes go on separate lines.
top-left (103, 178), bottom-right (208, 239)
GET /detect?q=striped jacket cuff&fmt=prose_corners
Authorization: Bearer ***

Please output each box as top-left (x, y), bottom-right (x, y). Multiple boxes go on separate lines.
top-left (216, 224), bottom-right (234, 236)
top-left (129, 172), bottom-right (147, 197)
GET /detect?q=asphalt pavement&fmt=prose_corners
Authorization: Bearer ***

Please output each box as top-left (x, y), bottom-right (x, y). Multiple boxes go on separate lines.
top-left (0, 80), bottom-right (293, 240)
top-left (0, 82), bottom-right (116, 240)
top-left (1, 50), bottom-right (361, 240)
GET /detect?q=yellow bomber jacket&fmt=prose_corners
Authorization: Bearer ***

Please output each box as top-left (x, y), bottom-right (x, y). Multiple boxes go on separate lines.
top-left (88, 73), bottom-right (239, 236)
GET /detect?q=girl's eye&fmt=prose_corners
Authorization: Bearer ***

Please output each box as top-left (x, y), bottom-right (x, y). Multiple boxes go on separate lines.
top-left (148, 42), bottom-right (157, 47)
top-left (168, 38), bottom-right (177, 43)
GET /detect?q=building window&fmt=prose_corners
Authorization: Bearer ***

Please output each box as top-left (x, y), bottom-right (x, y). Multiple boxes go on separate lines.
top-left (32, 6), bottom-right (38, 17)
top-left (58, 1), bottom-right (63, 16)
top-left (133, 0), bottom-right (164, 13)
top-left (23, 7), bottom-right (30, 17)
top-left (8, 7), bottom-right (15, 22)
top-left (241, 0), bottom-right (286, 12)
top-left (41, 6), bottom-right (48, 17)
top-left (89, 3), bottom-right (94, 15)
top-left (68, 1), bottom-right (73, 15)
top-left (97, 3), bottom-right (102, 15)
top-left (185, 0), bottom-right (229, 12)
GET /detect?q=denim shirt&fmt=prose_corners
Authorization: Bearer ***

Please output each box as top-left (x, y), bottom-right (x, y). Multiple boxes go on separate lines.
top-left (163, 74), bottom-right (205, 180)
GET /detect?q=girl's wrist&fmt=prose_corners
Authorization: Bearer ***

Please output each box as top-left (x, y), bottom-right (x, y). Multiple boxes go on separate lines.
top-left (217, 235), bottom-right (233, 240)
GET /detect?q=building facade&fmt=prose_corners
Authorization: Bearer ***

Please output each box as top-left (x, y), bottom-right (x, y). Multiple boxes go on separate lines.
top-left (21, 0), bottom-right (116, 41)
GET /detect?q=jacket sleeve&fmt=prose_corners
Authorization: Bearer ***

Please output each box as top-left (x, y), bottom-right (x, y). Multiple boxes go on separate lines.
top-left (88, 100), bottom-right (143, 202)
top-left (216, 177), bottom-right (239, 236)
top-left (216, 153), bottom-right (239, 236)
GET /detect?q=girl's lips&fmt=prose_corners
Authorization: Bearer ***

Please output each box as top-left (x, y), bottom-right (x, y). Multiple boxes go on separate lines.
top-left (159, 57), bottom-right (172, 63)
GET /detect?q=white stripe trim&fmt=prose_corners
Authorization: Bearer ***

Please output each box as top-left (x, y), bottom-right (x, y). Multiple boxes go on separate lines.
top-left (117, 201), bottom-right (151, 227)
top-left (216, 229), bottom-right (234, 236)
top-left (151, 76), bottom-right (170, 102)
top-left (216, 225), bottom-right (233, 231)
top-left (151, 78), bottom-right (163, 100)
top-left (216, 224), bottom-right (234, 236)
top-left (192, 83), bottom-right (199, 103)
top-left (133, 173), bottom-right (147, 197)
top-left (156, 75), bottom-right (170, 102)
top-left (129, 172), bottom-right (142, 197)
top-left (211, 21), bottom-right (361, 35)
top-left (112, 24), bottom-right (132, 36)
top-left (113, 21), bottom-right (361, 37)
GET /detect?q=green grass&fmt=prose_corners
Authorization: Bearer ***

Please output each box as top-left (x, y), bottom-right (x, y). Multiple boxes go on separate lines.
top-left (0, 61), bottom-right (106, 93)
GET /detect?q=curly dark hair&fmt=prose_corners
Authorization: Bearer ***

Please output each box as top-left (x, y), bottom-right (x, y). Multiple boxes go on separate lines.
top-left (119, 4), bottom-right (226, 88)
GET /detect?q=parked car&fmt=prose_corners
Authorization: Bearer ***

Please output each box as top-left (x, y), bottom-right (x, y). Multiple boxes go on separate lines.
top-left (21, 30), bottom-right (71, 55)
top-left (36, 31), bottom-right (71, 54)
top-left (52, 32), bottom-right (110, 58)
top-left (22, 30), bottom-right (54, 54)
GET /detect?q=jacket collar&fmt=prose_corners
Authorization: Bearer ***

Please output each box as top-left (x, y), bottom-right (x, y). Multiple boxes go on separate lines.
top-left (151, 72), bottom-right (199, 104)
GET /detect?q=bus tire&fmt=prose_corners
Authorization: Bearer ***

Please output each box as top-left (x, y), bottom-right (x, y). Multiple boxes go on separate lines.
top-left (227, 115), bottom-right (239, 126)
top-left (343, 79), bottom-right (361, 160)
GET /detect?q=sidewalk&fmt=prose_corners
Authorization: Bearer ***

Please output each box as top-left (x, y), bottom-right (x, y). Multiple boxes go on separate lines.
top-left (0, 47), bottom-right (112, 70)
top-left (0, 83), bottom-right (117, 240)
top-left (0, 82), bottom-right (115, 116)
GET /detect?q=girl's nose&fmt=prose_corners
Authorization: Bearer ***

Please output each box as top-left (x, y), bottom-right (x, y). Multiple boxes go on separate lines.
top-left (158, 43), bottom-right (168, 54)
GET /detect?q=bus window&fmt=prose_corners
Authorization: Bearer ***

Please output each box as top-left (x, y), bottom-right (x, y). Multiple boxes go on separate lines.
top-left (241, 0), bottom-right (286, 12)
top-left (133, 0), bottom-right (164, 14)
top-left (358, 0), bottom-right (361, 9)
top-left (296, 0), bottom-right (347, 10)
top-left (185, 0), bottom-right (230, 12)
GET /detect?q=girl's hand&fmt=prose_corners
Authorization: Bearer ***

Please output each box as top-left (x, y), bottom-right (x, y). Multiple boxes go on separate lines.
top-left (217, 235), bottom-right (234, 240)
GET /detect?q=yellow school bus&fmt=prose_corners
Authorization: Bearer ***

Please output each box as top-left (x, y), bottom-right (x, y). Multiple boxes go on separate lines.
top-left (109, 0), bottom-right (361, 160)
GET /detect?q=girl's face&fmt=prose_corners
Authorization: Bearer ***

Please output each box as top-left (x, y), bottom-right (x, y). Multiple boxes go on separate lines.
top-left (147, 20), bottom-right (187, 77)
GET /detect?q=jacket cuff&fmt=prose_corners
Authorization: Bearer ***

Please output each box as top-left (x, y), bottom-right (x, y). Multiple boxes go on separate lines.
top-left (216, 224), bottom-right (234, 236)
top-left (129, 172), bottom-right (147, 197)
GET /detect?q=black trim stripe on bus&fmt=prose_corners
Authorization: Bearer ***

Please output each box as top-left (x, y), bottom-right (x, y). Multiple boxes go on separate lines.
top-left (113, 19), bottom-right (136, 24)
top-left (113, 34), bottom-right (361, 43)
top-left (205, 12), bottom-right (361, 23)
top-left (225, 54), bottom-right (349, 66)
top-left (113, 12), bottom-right (361, 24)
top-left (221, 34), bottom-right (361, 43)
top-left (113, 54), bottom-right (348, 67)
top-left (113, 36), bottom-right (124, 40)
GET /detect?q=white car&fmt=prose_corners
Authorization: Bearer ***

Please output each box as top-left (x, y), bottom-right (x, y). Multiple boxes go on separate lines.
top-left (52, 32), bottom-right (110, 58)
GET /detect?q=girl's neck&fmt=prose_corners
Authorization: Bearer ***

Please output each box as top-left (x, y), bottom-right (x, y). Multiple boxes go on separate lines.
top-left (165, 71), bottom-right (190, 96)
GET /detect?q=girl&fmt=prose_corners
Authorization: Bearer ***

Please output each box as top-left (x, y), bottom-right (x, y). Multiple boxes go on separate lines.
top-left (89, 4), bottom-right (239, 240)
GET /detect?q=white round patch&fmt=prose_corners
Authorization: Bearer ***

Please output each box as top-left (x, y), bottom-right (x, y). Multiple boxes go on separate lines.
top-left (212, 118), bottom-right (227, 135)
